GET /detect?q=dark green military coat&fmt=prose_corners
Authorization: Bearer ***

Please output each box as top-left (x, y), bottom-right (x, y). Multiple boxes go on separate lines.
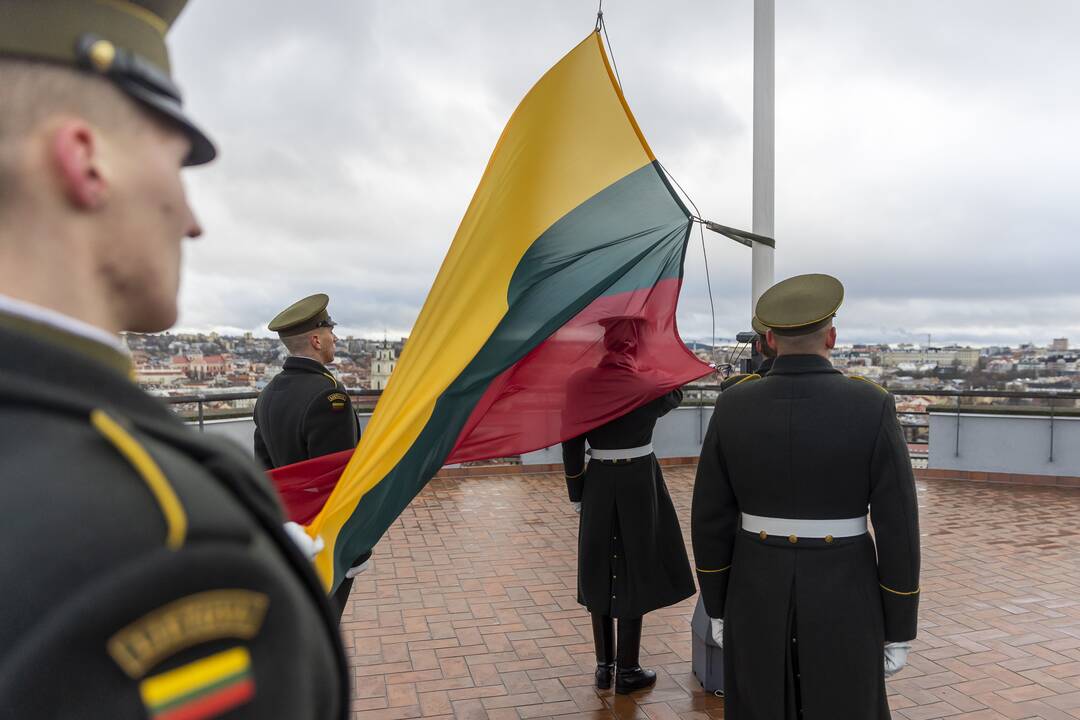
top-left (253, 356), bottom-right (360, 470)
top-left (0, 316), bottom-right (348, 719)
top-left (692, 354), bottom-right (920, 720)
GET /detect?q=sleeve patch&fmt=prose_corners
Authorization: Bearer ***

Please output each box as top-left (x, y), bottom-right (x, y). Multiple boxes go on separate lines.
top-left (108, 590), bottom-right (268, 679)
top-left (139, 646), bottom-right (255, 717)
top-left (328, 392), bottom-right (349, 411)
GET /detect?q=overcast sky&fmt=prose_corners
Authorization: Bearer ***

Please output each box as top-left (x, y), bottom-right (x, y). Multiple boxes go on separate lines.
top-left (168, 1), bottom-right (1079, 347)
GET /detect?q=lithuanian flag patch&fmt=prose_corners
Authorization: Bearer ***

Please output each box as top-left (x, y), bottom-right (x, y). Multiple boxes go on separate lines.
top-left (139, 646), bottom-right (255, 720)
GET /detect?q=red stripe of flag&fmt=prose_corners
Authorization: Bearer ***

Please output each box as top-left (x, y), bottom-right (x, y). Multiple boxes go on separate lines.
top-left (153, 677), bottom-right (255, 720)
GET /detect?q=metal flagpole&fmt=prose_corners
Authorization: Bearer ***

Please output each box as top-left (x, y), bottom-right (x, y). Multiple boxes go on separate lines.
top-left (751, 0), bottom-right (776, 314)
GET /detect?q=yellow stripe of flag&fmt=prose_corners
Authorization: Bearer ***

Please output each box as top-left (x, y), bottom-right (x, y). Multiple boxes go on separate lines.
top-left (310, 32), bottom-right (654, 587)
top-left (139, 647), bottom-right (251, 708)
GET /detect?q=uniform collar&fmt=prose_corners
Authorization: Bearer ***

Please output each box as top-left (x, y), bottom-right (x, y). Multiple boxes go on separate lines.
top-left (768, 354), bottom-right (839, 375)
top-left (0, 321), bottom-right (173, 429)
top-left (283, 355), bottom-right (332, 375)
top-left (0, 294), bottom-right (132, 378)
top-left (756, 357), bottom-right (775, 376)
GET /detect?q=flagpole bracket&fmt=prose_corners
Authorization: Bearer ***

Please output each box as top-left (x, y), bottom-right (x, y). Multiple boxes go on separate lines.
top-left (700, 219), bottom-right (776, 249)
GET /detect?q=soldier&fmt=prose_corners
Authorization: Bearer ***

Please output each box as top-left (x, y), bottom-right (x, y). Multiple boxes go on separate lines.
top-left (720, 316), bottom-right (776, 391)
top-left (254, 293), bottom-right (369, 621)
top-left (0, 3), bottom-right (348, 718)
top-left (562, 315), bottom-right (696, 695)
top-left (751, 315), bottom-right (777, 376)
top-left (691, 274), bottom-right (920, 719)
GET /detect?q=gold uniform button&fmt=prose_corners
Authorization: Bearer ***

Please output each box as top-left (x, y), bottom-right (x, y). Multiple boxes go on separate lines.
top-left (87, 39), bottom-right (116, 72)
top-left (825, 535), bottom-right (834, 544)
top-left (788, 534), bottom-right (798, 544)
top-left (759, 530), bottom-right (768, 540)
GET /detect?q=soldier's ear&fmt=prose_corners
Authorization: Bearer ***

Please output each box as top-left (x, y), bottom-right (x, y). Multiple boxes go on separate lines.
top-left (765, 330), bottom-right (778, 352)
top-left (825, 326), bottom-right (837, 349)
top-left (51, 120), bottom-right (108, 210)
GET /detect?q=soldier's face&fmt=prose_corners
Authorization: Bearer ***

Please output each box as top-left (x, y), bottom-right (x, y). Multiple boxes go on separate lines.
top-left (97, 117), bottom-right (202, 333)
top-left (318, 328), bottom-right (338, 364)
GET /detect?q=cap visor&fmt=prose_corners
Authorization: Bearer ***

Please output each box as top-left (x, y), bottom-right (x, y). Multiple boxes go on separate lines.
top-left (120, 79), bottom-right (217, 166)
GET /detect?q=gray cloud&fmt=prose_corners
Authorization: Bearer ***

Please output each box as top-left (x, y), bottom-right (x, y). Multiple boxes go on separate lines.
top-left (169, 1), bottom-right (1078, 347)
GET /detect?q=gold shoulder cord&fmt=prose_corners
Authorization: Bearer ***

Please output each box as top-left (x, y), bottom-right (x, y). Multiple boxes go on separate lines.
top-left (90, 409), bottom-right (187, 549)
top-left (849, 375), bottom-right (888, 393)
top-left (732, 373), bottom-right (760, 387)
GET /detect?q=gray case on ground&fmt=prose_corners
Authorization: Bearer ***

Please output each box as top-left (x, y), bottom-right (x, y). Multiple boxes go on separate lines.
top-left (691, 595), bottom-right (725, 694)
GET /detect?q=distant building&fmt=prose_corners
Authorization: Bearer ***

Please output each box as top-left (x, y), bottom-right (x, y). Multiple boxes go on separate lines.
top-left (170, 352), bottom-right (231, 379)
top-left (1052, 338), bottom-right (1069, 352)
top-left (135, 367), bottom-right (186, 387)
top-left (880, 346), bottom-right (980, 370)
top-left (1016, 358), bottom-right (1044, 373)
top-left (371, 342), bottom-right (397, 390)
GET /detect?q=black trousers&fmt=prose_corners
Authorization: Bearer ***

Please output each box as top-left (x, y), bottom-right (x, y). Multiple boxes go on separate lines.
top-left (332, 577), bottom-right (354, 623)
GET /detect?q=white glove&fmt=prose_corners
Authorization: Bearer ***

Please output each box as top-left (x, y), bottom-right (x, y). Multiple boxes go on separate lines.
top-left (710, 618), bottom-right (724, 647)
top-left (884, 641), bottom-right (911, 677)
top-left (283, 521), bottom-right (324, 561)
top-left (345, 558), bottom-right (371, 579)
top-left (571, 501), bottom-right (582, 514)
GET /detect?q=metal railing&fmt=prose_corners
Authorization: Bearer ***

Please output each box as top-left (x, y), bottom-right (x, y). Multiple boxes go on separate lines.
top-left (161, 385), bottom-right (1078, 458)
top-left (880, 388), bottom-right (1080, 462)
top-left (162, 388), bottom-right (381, 430)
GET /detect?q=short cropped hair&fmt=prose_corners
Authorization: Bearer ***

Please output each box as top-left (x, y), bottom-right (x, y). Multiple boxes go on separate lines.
top-left (281, 333), bottom-right (313, 355)
top-left (772, 321), bottom-right (833, 355)
top-left (0, 58), bottom-right (146, 208)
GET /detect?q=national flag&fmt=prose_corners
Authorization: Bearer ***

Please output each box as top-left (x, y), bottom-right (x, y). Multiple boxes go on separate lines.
top-left (273, 32), bottom-right (713, 590)
top-left (138, 647), bottom-right (255, 720)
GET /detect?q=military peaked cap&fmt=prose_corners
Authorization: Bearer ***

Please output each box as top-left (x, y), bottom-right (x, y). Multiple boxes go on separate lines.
top-left (0, 0), bottom-right (216, 165)
top-left (755, 273), bottom-right (844, 336)
top-left (751, 315), bottom-right (768, 336)
top-left (269, 294), bottom-right (336, 337)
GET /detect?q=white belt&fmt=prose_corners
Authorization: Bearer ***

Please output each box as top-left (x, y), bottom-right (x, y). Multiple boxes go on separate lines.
top-left (741, 512), bottom-right (868, 539)
top-left (587, 443), bottom-right (654, 461)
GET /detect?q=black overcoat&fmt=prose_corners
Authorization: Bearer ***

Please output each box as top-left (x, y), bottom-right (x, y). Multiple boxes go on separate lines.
top-left (0, 315), bottom-right (348, 719)
top-left (562, 388), bottom-right (695, 619)
top-left (253, 356), bottom-right (360, 470)
top-left (692, 354), bottom-right (921, 720)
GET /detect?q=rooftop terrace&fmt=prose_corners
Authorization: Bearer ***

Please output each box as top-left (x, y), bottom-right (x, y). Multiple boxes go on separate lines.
top-left (337, 466), bottom-right (1080, 720)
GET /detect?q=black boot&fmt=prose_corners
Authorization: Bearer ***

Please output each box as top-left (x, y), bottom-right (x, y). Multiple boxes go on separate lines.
top-left (591, 613), bottom-right (615, 689)
top-left (331, 577), bottom-right (354, 624)
top-left (615, 617), bottom-right (656, 694)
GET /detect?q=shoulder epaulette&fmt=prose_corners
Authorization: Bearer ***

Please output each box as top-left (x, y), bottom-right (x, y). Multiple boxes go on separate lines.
top-left (721, 373), bottom-right (761, 391)
top-left (848, 375), bottom-right (888, 393)
top-left (89, 409), bottom-right (187, 550)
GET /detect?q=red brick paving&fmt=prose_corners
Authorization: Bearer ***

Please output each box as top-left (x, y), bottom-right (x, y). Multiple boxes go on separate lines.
top-left (339, 467), bottom-right (1080, 719)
